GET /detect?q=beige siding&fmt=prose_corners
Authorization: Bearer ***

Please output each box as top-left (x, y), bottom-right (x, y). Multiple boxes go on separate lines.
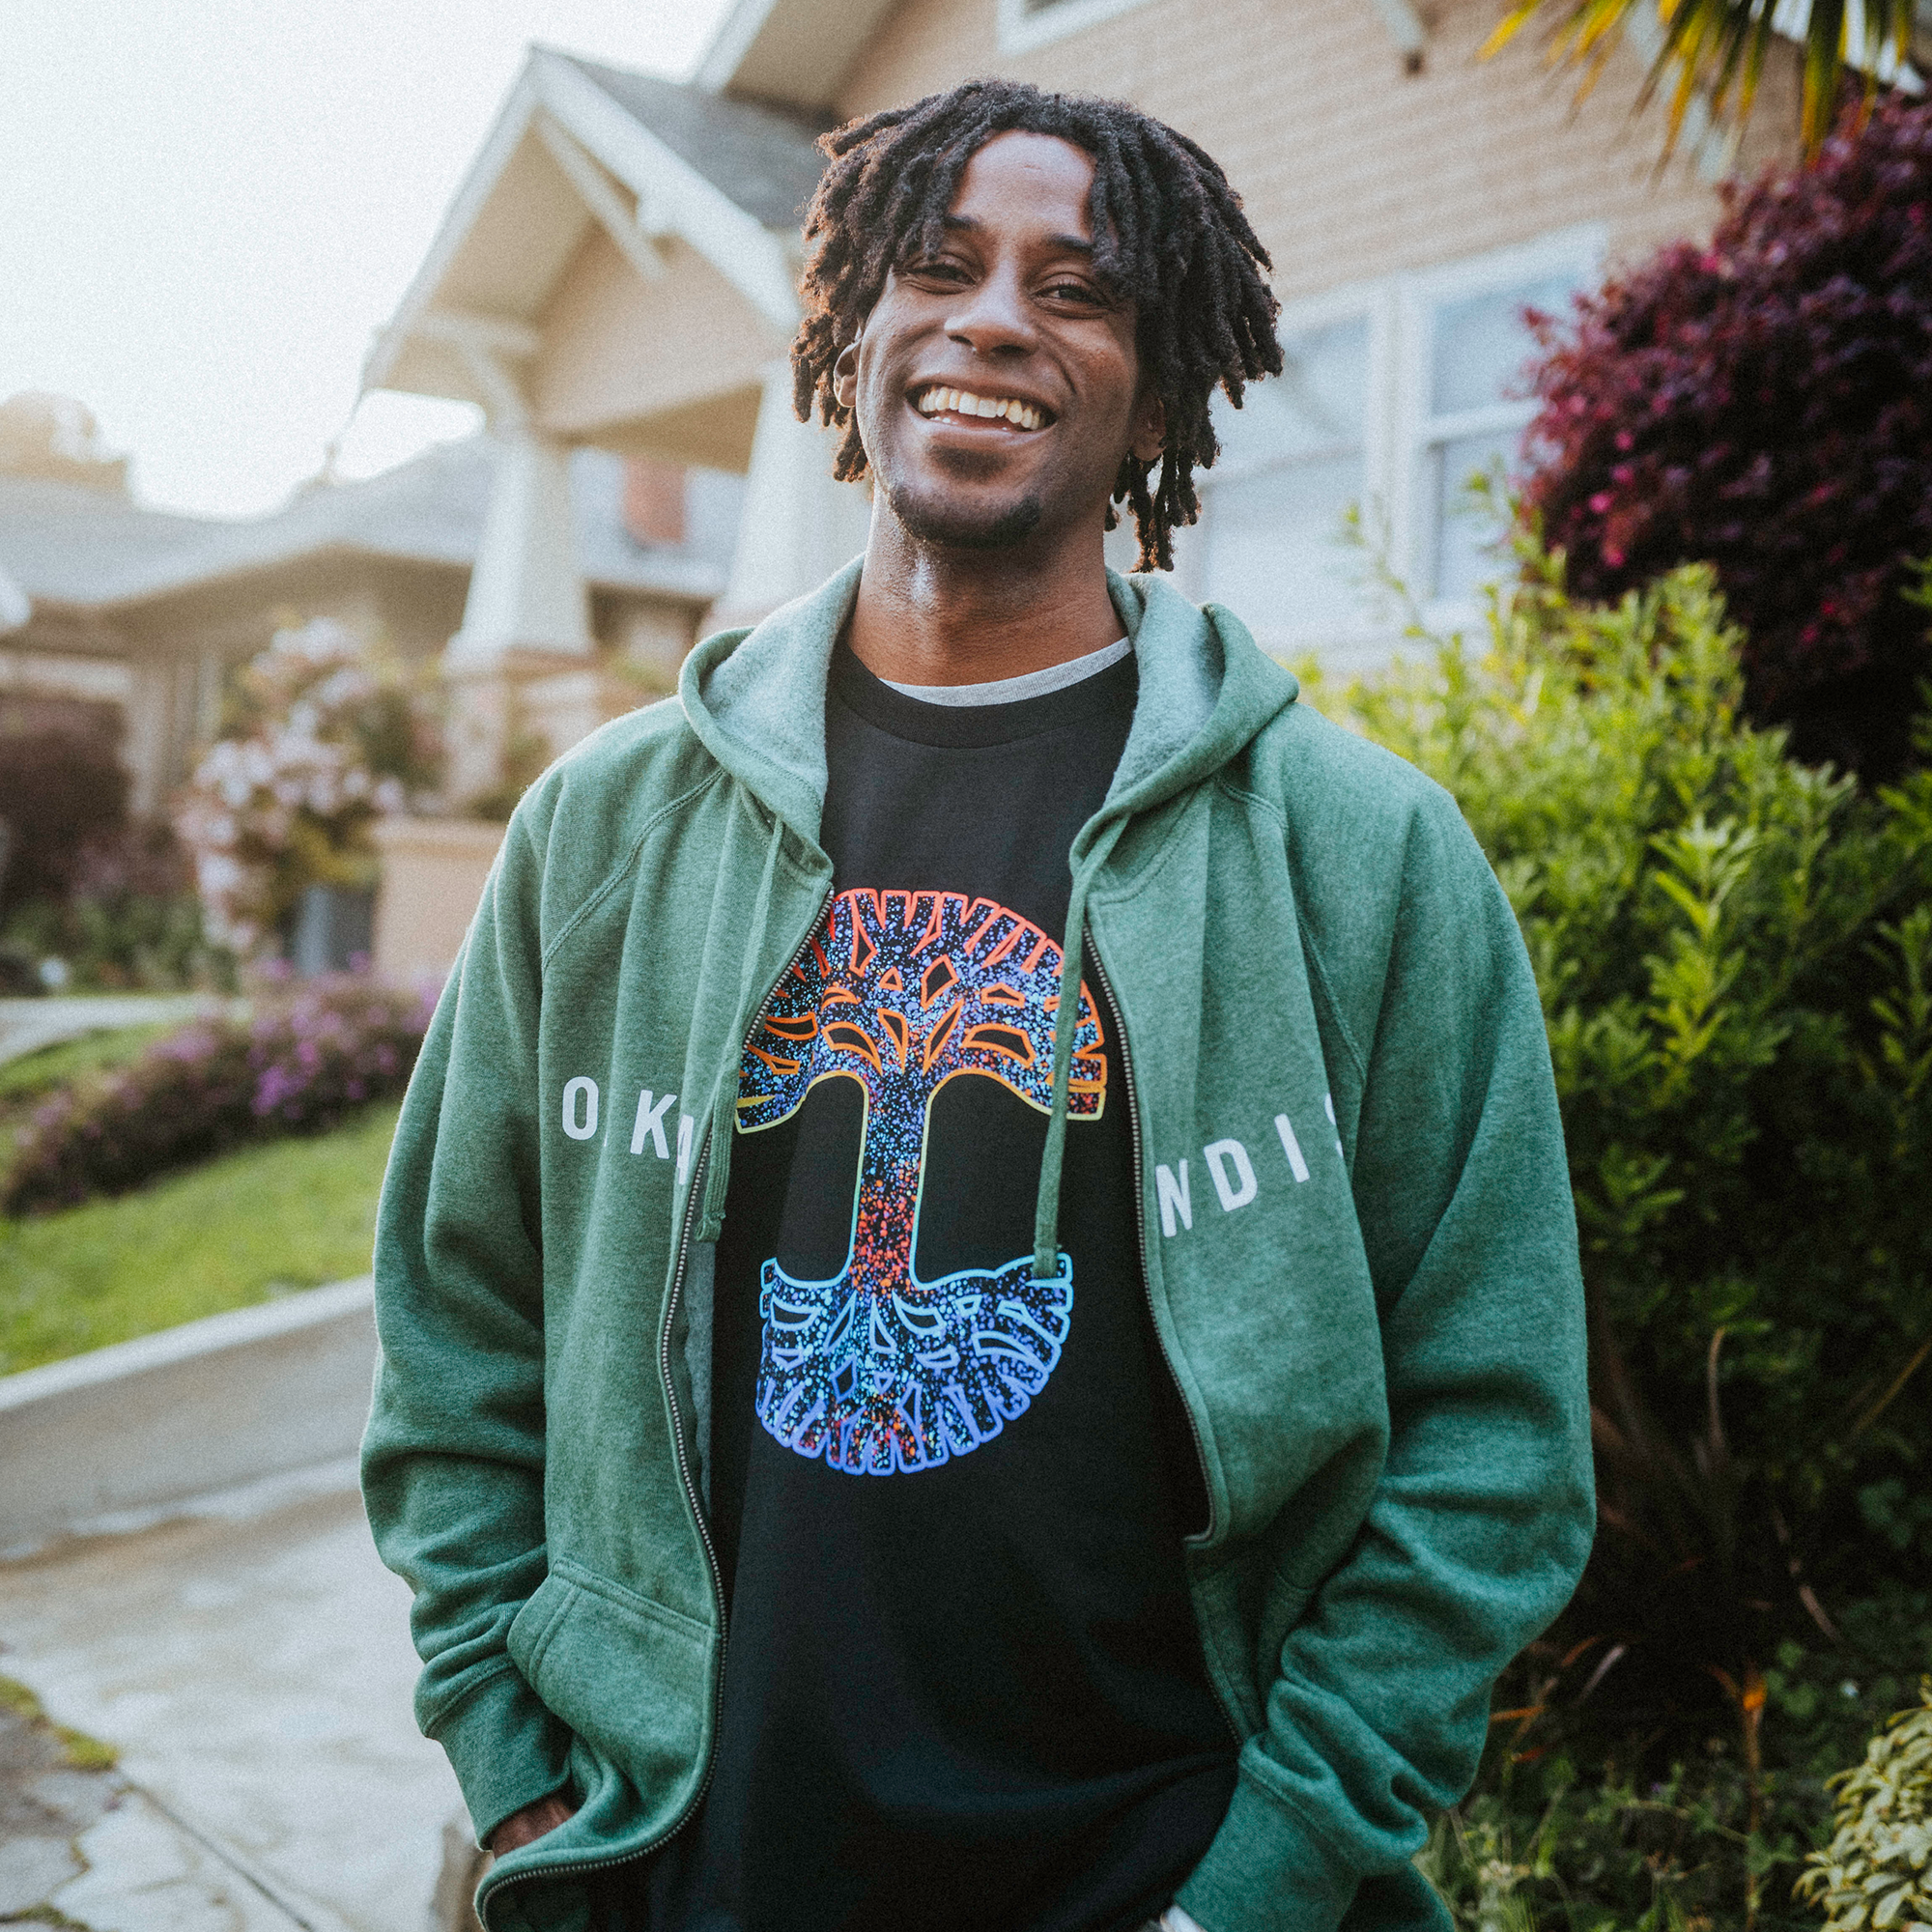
top-left (531, 228), bottom-right (788, 459)
top-left (835, 0), bottom-right (1799, 300)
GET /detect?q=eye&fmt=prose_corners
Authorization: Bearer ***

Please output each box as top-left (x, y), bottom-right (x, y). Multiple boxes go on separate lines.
top-left (904, 256), bottom-right (970, 285)
top-left (1042, 278), bottom-right (1107, 307)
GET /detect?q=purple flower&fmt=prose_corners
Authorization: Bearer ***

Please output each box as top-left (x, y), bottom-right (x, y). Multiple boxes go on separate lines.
top-left (5, 975), bottom-right (434, 1215)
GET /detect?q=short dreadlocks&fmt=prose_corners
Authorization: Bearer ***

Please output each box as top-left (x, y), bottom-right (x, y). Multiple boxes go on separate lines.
top-left (791, 80), bottom-right (1283, 572)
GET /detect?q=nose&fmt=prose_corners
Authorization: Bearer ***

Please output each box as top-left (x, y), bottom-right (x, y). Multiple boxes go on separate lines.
top-left (945, 262), bottom-right (1035, 357)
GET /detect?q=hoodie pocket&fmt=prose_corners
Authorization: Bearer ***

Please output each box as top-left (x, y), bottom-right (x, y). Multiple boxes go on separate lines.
top-left (510, 1559), bottom-right (716, 1805)
top-left (506, 1573), bottom-right (579, 1687)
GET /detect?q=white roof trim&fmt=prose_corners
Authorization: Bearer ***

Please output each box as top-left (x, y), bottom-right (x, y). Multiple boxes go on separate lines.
top-left (361, 65), bottom-right (547, 395)
top-left (531, 111), bottom-right (670, 284)
top-left (531, 53), bottom-right (800, 332)
top-left (416, 309), bottom-right (542, 359)
top-left (695, 0), bottom-right (784, 93)
top-left (691, 0), bottom-right (900, 113)
top-left (363, 48), bottom-right (802, 404)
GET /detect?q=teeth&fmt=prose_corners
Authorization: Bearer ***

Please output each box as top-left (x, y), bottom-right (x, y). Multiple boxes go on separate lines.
top-left (915, 386), bottom-right (1043, 430)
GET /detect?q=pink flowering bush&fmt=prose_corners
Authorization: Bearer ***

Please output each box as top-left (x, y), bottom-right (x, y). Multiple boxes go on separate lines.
top-left (174, 619), bottom-right (442, 956)
top-left (3, 976), bottom-right (437, 1215)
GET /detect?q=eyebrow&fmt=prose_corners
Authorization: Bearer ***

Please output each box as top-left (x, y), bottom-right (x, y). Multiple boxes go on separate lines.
top-left (940, 213), bottom-right (1094, 256)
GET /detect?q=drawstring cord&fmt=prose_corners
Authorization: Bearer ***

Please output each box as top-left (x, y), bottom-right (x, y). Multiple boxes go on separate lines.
top-left (1032, 815), bottom-right (1128, 1282)
top-left (701, 807), bottom-right (788, 1235)
top-left (702, 798), bottom-right (1123, 1266)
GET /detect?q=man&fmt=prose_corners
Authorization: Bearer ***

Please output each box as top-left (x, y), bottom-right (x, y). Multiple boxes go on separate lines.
top-left (363, 81), bottom-right (1592, 1932)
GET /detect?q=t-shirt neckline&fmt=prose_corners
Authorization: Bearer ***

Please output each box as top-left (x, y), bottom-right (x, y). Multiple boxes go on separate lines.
top-left (831, 638), bottom-right (1137, 752)
top-left (881, 636), bottom-right (1130, 706)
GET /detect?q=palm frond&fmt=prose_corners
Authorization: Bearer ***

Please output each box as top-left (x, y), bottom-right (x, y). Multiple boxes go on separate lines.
top-left (1482, 0), bottom-right (1922, 160)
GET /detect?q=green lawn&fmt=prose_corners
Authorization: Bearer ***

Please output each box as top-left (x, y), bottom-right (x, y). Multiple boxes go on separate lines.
top-left (0, 1101), bottom-right (399, 1375)
top-left (0, 1022), bottom-right (178, 1121)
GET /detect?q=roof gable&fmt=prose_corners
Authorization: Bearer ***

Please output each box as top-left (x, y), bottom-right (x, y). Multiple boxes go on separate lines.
top-left (362, 47), bottom-right (824, 417)
top-left (554, 53), bottom-right (830, 227)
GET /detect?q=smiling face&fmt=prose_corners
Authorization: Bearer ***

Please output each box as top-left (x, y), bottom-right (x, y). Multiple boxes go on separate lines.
top-left (833, 130), bottom-right (1165, 556)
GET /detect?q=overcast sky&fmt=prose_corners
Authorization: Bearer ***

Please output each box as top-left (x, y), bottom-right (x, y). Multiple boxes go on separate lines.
top-left (2, 0), bottom-right (738, 517)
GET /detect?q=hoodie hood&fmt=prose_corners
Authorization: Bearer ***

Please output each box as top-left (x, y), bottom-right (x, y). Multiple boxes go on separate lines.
top-left (678, 554), bottom-right (1305, 1280)
top-left (678, 558), bottom-right (1301, 854)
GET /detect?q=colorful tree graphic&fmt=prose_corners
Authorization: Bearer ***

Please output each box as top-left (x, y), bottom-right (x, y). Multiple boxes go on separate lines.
top-left (738, 888), bottom-right (1107, 1476)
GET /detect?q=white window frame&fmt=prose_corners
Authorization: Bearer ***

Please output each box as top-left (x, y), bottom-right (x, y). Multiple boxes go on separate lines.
top-left (996, 0), bottom-right (1161, 55)
top-left (1392, 224), bottom-right (1605, 629)
top-left (1170, 224), bottom-right (1608, 669)
top-left (1176, 282), bottom-right (1400, 663)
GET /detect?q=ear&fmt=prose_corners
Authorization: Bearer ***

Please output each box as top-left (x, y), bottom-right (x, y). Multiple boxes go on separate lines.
top-left (1130, 386), bottom-right (1167, 466)
top-left (833, 330), bottom-right (863, 412)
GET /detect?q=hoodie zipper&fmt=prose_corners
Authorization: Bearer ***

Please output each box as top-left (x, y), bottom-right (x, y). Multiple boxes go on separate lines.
top-left (1087, 942), bottom-right (1243, 1749)
top-left (482, 893), bottom-right (831, 1928)
top-left (1086, 945), bottom-right (1219, 1549)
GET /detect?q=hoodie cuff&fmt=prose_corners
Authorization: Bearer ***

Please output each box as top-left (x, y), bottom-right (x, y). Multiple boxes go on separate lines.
top-left (1175, 1771), bottom-right (1361, 1932)
top-left (427, 1662), bottom-right (575, 1848)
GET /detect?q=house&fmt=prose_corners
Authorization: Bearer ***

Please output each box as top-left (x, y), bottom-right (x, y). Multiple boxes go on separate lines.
top-left (8, 0), bottom-right (1803, 972)
top-left (0, 395), bottom-right (742, 815)
top-left (360, 0), bottom-right (1799, 715)
top-left (355, 46), bottom-right (865, 753)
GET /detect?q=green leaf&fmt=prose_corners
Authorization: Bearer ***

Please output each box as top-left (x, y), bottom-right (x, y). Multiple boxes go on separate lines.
top-left (1479, 0), bottom-right (1918, 160)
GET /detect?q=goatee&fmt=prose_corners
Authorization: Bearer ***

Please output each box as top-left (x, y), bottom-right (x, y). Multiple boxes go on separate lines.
top-left (889, 484), bottom-right (1045, 551)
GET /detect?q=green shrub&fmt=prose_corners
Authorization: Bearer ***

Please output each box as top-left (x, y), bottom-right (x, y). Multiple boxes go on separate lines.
top-left (1305, 540), bottom-right (1932, 1754)
top-left (3, 883), bottom-right (229, 993)
top-left (1426, 1594), bottom-right (1932, 1932)
top-left (1795, 1680), bottom-right (1932, 1932)
top-left (0, 819), bottom-right (233, 993)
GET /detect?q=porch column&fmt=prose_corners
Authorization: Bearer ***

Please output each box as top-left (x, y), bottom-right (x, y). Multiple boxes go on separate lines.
top-left (447, 427), bottom-right (591, 666)
top-left (711, 360), bottom-right (872, 628)
top-left (442, 426), bottom-right (601, 804)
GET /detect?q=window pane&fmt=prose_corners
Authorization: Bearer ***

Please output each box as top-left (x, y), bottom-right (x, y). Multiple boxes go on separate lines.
top-left (1431, 429), bottom-right (1516, 602)
top-left (1190, 317), bottom-right (1369, 635)
top-left (1429, 274), bottom-right (1576, 417)
top-left (1201, 452), bottom-right (1364, 630)
top-left (1213, 317), bottom-right (1368, 469)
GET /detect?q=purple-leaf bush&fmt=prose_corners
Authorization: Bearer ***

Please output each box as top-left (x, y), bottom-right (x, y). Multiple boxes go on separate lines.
top-left (3, 976), bottom-right (437, 1216)
top-left (1516, 94), bottom-right (1932, 780)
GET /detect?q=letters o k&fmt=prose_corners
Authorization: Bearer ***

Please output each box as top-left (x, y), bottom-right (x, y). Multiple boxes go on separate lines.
top-left (562, 1076), bottom-right (599, 1141)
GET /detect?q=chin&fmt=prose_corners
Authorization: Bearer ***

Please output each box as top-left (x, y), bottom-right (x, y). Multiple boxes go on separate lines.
top-left (886, 479), bottom-right (1045, 552)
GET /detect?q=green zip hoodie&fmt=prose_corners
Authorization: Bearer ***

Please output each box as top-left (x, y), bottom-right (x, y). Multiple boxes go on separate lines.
top-left (361, 560), bottom-right (1592, 1932)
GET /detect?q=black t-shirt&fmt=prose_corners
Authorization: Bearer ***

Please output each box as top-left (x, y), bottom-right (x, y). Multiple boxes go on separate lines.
top-left (637, 642), bottom-right (1235, 1932)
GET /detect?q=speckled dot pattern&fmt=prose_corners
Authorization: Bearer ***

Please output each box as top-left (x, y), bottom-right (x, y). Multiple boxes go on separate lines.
top-left (737, 887), bottom-right (1107, 1475)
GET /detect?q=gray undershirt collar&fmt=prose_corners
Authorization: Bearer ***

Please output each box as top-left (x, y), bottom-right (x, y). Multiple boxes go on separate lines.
top-left (880, 637), bottom-right (1131, 707)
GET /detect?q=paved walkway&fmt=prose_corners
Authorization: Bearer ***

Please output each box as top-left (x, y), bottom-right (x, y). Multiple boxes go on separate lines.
top-left (0, 994), bottom-right (226, 1067)
top-left (0, 1476), bottom-right (466, 1930)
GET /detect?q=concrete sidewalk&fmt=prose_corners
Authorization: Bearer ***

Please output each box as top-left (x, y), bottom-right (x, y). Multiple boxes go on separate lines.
top-left (0, 1474), bottom-right (465, 1931)
top-left (0, 993), bottom-right (225, 1066)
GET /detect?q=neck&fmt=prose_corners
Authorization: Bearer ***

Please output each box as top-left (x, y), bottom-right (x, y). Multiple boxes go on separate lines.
top-left (844, 499), bottom-right (1124, 687)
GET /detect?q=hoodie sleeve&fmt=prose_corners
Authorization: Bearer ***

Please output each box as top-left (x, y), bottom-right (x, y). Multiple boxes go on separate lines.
top-left (1177, 782), bottom-right (1594, 1932)
top-left (360, 807), bottom-right (574, 1847)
